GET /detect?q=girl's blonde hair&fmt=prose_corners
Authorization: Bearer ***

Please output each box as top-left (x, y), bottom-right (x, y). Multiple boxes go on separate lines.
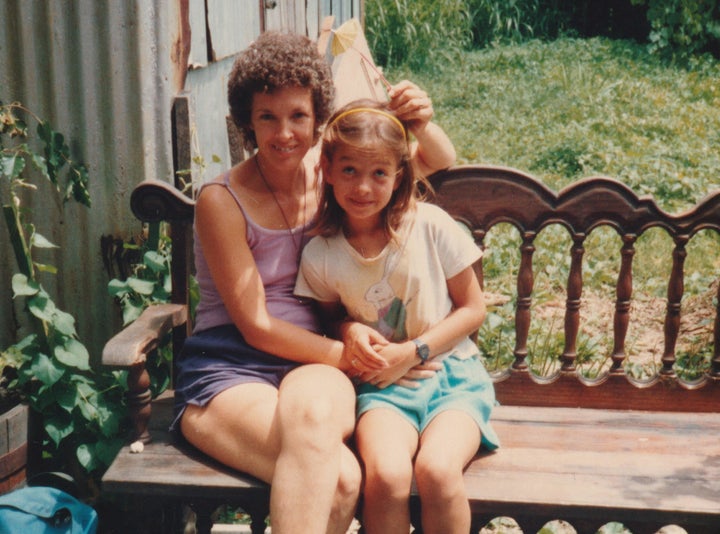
top-left (315, 99), bottom-right (431, 238)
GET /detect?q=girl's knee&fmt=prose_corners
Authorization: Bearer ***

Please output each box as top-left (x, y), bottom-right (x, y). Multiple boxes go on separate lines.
top-left (414, 454), bottom-right (464, 498)
top-left (365, 460), bottom-right (413, 500)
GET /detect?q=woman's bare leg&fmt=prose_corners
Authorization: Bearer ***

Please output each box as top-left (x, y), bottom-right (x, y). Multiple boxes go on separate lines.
top-left (272, 364), bottom-right (360, 534)
top-left (180, 364), bottom-right (360, 534)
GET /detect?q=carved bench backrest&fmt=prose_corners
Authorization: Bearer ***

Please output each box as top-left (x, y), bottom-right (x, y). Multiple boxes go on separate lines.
top-left (429, 165), bottom-right (720, 412)
top-left (128, 164), bottom-right (720, 413)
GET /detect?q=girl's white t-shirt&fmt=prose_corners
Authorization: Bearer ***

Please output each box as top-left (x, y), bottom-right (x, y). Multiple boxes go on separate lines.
top-left (295, 202), bottom-right (482, 360)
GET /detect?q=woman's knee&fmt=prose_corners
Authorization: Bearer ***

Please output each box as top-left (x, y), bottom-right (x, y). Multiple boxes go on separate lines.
top-left (337, 448), bottom-right (362, 502)
top-left (278, 365), bottom-right (356, 435)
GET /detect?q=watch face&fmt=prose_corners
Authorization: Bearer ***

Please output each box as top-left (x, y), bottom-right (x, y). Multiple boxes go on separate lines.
top-left (414, 339), bottom-right (430, 361)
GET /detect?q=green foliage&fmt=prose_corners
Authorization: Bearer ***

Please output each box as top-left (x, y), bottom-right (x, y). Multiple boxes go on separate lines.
top-left (467, 0), bottom-right (571, 47)
top-left (366, 0), bottom-right (717, 68)
top-left (632, 0), bottom-right (720, 61)
top-left (365, 0), bottom-right (472, 69)
top-left (108, 230), bottom-right (172, 326)
top-left (395, 38), bottom-right (720, 210)
top-left (108, 230), bottom-right (175, 396)
top-left (0, 102), bottom-right (126, 481)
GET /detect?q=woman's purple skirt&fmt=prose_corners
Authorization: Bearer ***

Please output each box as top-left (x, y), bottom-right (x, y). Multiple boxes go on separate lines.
top-left (171, 324), bottom-right (299, 432)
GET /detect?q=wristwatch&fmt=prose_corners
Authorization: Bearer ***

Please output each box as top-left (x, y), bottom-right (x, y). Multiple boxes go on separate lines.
top-left (412, 338), bottom-right (430, 363)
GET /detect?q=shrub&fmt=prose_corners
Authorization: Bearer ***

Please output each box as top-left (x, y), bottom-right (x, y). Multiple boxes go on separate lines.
top-left (365, 0), bottom-right (472, 69)
top-left (631, 0), bottom-right (720, 61)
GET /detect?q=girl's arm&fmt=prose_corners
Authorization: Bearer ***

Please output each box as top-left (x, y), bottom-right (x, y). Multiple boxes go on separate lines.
top-left (370, 265), bottom-right (486, 388)
top-left (388, 80), bottom-right (457, 177)
top-left (196, 180), bottom-right (352, 370)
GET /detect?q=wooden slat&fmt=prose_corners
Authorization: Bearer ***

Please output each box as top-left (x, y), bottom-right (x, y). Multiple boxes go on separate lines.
top-left (493, 368), bottom-right (720, 412)
top-left (456, 405), bottom-right (720, 530)
top-left (102, 395), bottom-right (269, 501)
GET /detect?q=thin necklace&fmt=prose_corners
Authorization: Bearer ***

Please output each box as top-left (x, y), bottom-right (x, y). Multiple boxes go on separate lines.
top-left (255, 155), bottom-right (306, 262)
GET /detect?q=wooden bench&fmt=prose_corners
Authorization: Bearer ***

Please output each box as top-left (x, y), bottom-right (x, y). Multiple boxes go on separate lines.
top-left (101, 164), bottom-right (720, 533)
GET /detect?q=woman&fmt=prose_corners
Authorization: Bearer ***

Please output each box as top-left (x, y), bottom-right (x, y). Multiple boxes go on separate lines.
top-left (173, 31), bottom-right (456, 533)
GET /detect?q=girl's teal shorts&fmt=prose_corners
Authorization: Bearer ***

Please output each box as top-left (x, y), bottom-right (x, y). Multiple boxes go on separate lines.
top-left (356, 354), bottom-right (500, 450)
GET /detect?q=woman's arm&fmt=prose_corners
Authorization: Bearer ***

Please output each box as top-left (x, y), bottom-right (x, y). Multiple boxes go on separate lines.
top-left (195, 181), bottom-right (350, 369)
top-left (388, 80), bottom-right (457, 177)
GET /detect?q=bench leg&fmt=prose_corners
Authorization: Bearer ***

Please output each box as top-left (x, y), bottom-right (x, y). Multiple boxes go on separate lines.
top-left (190, 501), bottom-right (216, 534)
top-left (245, 502), bottom-right (269, 534)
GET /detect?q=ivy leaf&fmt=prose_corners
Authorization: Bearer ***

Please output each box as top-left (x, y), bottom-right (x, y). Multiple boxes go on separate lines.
top-left (107, 279), bottom-right (129, 297)
top-left (31, 232), bottom-right (58, 248)
top-left (37, 120), bottom-right (68, 184)
top-left (122, 303), bottom-right (143, 326)
top-left (11, 273), bottom-right (40, 297)
top-left (56, 385), bottom-right (79, 413)
top-left (69, 164), bottom-right (91, 207)
top-left (1, 153), bottom-right (25, 178)
top-left (52, 309), bottom-right (77, 337)
top-left (29, 152), bottom-right (46, 173)
top-left (127, 277), bottom-right (156, 295)
top-left (96, 404), bottom-right (122, 437)
top-left (144, 250), bottom-right (167, 273)
top-left (94, 437), bottom-right (124, 465)
top-left (33, 262), bottom-right (58, 274)
top-left (76, 443), bottom-right (97, 471)
top-left (78, 395), bottom-right (100, 423)
top-left (31, 352), bottom-right (65, 387)
top-left (45, 413), bottom-right (74, 447)
top-left (27, 291), bottom-right (56, 322)
top-left (54, 337), bottom-right (90, 370)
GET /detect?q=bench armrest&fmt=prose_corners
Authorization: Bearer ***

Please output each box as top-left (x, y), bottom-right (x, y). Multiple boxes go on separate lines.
top-left (103, 303), bottom-right (188, 367)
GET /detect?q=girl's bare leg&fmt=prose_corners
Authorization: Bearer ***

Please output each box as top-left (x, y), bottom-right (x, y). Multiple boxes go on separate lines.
top-left (414, 410), bottom-right (481, 534)
top-left (180, 364), bottom-right (360, 534)
top-left (356, 408), bottom-right (418, 534)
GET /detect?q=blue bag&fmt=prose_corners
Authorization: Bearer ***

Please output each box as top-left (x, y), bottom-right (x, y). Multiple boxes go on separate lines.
top-left (0, 485), bottom-right (97, 534)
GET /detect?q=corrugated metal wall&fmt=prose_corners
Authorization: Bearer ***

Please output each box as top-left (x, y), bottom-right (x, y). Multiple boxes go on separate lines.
top-left (0, 0), bottom-right (362, 358)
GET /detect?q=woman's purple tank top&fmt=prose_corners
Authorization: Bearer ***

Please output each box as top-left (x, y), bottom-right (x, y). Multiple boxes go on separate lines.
top-left (192, 173), bottom-right (320, 334)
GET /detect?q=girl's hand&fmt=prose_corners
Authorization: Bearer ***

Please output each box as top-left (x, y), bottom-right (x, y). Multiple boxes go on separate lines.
top-left (394, 360), bottom-right (442, 389)
top-left (388, 80), bottom-right (434, 137)
top-left (340, 322), bottom-right (388, 374)
top-left (360, 341), bottom-right (435, 388)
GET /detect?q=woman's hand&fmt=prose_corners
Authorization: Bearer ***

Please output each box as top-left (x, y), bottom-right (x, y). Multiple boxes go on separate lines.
top-left (340, 322), bottom-right (388, 374)
top-left (389, 80), bottom-right (456, 175)
top-left (388, 80), bottom-right (434, 137)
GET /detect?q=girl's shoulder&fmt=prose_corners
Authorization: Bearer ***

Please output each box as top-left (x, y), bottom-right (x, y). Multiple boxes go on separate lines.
top-left (414, 201), bottom-right (457, 226)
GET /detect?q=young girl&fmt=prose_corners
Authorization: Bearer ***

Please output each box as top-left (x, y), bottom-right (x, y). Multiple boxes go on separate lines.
top-left (295, 100), bottom-right (500, 534)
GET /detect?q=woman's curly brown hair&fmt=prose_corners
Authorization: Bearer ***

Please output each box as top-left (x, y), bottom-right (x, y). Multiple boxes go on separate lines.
top-left (227, 32), bottom-right (335, 151)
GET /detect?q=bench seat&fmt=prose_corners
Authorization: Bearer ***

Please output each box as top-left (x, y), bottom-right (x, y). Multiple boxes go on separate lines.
top-left (101, 164), bottom-right (720, 533)
top-left (102, 392), bottom-right (720, 533)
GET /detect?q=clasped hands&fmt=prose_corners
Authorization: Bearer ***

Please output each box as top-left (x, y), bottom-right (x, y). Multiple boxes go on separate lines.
top-left (341, 322), bottom-right (440, 389)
